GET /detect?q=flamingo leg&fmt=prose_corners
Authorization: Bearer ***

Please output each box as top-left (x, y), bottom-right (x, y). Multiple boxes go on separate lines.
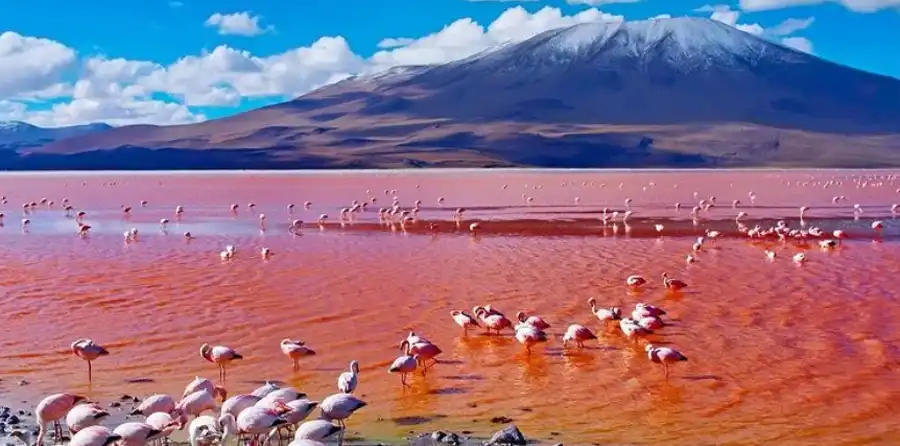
top-left (337, 420), bottom-right (346, 446)
top-left (87, 360), bottom-right (92, 382)
top-left (664, 364), bottom-right (670, 379)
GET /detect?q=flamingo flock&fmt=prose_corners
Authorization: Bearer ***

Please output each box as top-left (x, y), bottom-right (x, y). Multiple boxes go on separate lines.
top-left (7, 172), bottom-right (900, 445)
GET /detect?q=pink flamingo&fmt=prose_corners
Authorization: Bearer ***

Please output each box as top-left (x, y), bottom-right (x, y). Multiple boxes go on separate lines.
top-left (113, 422), bottom-right (164, 446)
top-left (645, 344), bottom-right (688, 378)
top-left (587, 298), bottom-right (621, 323)
top-left (619, 318), bottom-right (652, 343)
top-left (401, 339), bottom-right (442, 375)
top-left (229, 406), bottom-right (289, 446)
top-left (632, 303), bottom-right (666, 319)
top-left (200, 343), bottom-right (243, 382)
top-left (175, 386), bottom-right (228, 419)
top-left (661, 272), bottom-right (688, 292)
top-left (71, 338), bottom-right (109, 382)
top-left (473, 306), bottom-right (512, 335)
top-left (35, 393), bottom-right (88, 445)
top-left (337, 360), bottom-right (360, 394)
top-left (220, 394), bottom-right (261, 420)
top-left (450, 310), bottom-right (480, 336)
top-left (145, 412), bottom-right (185, 441)
top-left (514, 324), bottom-right (548, 355)
top-left (69, 426), bottom-right (121, 446)
top-left (626, 275), bottom-right (647, 288)
top-left (319, 394), bottom-right (366, 446)
top-left (183, 376), bottom-right (216, 398)
top-left (293, 419), bottom-right (341, 442)
top-left (66, 403), bottom-right (109, 434)
top-left (516, 311), bottom-right (551, 330)
top-left (280, 339), bottom-right (316, 371)
top-left (388, 353), bottom-right (418, 387)
top-left (562, 324), bottom-right (598, 349)
top-left (129, 394), bottom-right (176, 416)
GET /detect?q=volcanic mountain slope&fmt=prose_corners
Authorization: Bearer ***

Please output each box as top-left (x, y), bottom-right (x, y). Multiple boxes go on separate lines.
top-left (16, 17), bottom-right (900, 169)
top-left (0, 121), bottom-right (113, 151)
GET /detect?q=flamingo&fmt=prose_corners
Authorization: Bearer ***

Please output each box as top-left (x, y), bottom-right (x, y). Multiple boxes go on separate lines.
top-left (388, 353), bottom-right (418, 387)
top-left (227, 406), bottom-right (289, 446)
top-left (318, 394), bottom-right (366, 446)
top-left (293, 420), bottom-right (340, 442)
top-left (793, 253), bottom-right (808, 264)
top-left (183, 376), bottom-right (216, 398)
top-left (35, 393), bottom-right (88, 446)
top-left (69, 426), bottom-right (121, 446)
top-left (587, 298), bottom-right (621, 323)
top-left (281, 339), bottom-right (316, 371)
top-left (401, 339), bottom-right (442, 374)
top-left (187, 415), bottom-right (232, 446)
top-left (220, 394), bottom-right (261, 421)
top-left (129, 394), bottom-right (176, 416)
top-left (113, 422), bottom-right (163, 446)
top-left (562, 324), bottom-right (598, 349)
top-left (872, 220), bottom-right (884, 231)
top-left (337, 360), bottom-right (359, 394)
top-left (661, 272), bottom-right (688, 292)
top-left (449, 310), bottom-right (480, 336)
top-left (619, 318), bottom-right (652, 343)
top-left (626, 275), bottom-right (647, 288)
top-left (473, 307), bottom-right (512, 335)
top-left (200, 343), bottom-right (243, 382)
top-left (71, 339), bottom-right (109, 382)
top-left (66, 403), bottom-right (109, 434)
top-left (645, 344), bottom-right (688, 378)
top-left (633, 303), bottom-right (666, 319)
top-left (251, 381), bottom-right (280, 398)
top-left (515, 311), bottom-right (551, 330)
top-left (175, 387), bottom-right (228, 419)
top-left (255, 388), bottom-right (307, 408)
top-left (514, 324), bottom-right (548, 354)
top-left (145, 412), bottom-right (184, 445)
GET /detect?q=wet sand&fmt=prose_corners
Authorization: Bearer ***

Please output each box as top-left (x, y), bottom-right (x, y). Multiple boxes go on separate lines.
top-left (1, 169), bottom-right (899, 445)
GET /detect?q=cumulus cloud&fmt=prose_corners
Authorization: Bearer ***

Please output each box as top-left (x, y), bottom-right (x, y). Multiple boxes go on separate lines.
top-left (0, 5), bottom-right (818, 127)
top-left (739, 0), bottom-right (900, 12)
top-left (205, 12), bottom-right (271, 37)
top-left (0, 32), bottom-right (76, 99)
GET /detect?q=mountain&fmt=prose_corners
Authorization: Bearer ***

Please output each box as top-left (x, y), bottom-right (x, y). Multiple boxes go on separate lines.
top-left (0, 121), bottom-right (114, 151)
top-left (8, 17), bottom-right (900, 170)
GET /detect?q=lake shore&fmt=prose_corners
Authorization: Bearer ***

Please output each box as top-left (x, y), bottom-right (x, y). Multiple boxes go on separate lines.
top-left (0, 389), bottom-right (550, 446)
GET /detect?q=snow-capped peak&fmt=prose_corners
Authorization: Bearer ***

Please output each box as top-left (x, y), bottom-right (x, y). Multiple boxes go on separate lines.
top-left (0, 121), bottom-right (38, 132)
top-left (471, 17), bottom-right (804, 71)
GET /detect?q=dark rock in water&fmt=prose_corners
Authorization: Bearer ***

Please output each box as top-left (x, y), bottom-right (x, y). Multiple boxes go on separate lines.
top-left (6, 416), bottom-right (19, 425)
top-left (487, 424), bottom-right (526, 445)
top-left (120, 395), bottom-right (133, 401)
top-left (442, 432), bottom-right (461, 444)
top-left (109, 402), bottom-right (121, 408)
top-left (489, 416), bottom-right (513, 424)
top-left (431, 431), bottom-right (447, 442)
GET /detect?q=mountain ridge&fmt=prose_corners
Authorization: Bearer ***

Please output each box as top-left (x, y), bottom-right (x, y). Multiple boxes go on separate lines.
top-left (6, 17), bottom-right (900, 169)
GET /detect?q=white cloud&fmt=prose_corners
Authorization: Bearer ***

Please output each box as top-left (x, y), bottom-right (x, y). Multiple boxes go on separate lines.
top-left (781, 36), bottom-right (813, 52)
top-left (0, 32), bottom-right (77, 99)
top-left (0, 5), bottom-right (818, 128)
top-left (739, 0), bottom-right (900, 12)
top-left (369, 6), bottom-right (622, 68)
top-left (704, 5), bottom-right (814, 48)
top-left (205, 12), bottom-right (271, 37)
top-left (377, 38), bottom-right (416, 49)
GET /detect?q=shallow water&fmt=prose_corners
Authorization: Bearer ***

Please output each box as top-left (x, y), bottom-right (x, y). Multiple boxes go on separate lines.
top-left (1, 170), bottom-right (899, 445)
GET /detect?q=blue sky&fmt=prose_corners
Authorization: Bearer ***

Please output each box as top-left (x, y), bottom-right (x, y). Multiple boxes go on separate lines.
top-left (0, 0), bottom-right (897, 127)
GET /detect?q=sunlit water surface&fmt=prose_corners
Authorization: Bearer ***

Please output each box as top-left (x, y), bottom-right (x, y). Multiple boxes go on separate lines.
top-left (1, 170), bottom-right (899, 445)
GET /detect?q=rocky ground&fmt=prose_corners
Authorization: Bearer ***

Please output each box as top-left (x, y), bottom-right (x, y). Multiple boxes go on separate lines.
top-left (0, 395), bottom-right (558, 446)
